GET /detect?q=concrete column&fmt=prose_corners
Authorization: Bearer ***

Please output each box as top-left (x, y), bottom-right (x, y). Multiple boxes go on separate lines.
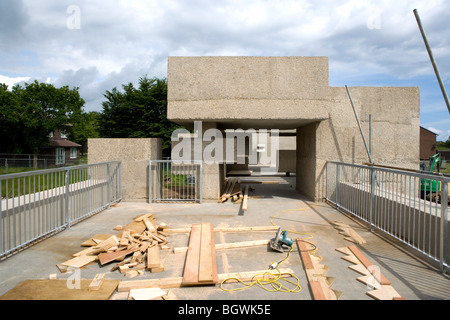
top-left (199, 122), bottom-right (222, 200)
top-left (296, 123), bottom-right (318, 201)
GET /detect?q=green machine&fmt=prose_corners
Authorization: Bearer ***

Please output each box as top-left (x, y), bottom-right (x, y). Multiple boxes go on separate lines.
top-left (420, 153), bottom-right (442, 200)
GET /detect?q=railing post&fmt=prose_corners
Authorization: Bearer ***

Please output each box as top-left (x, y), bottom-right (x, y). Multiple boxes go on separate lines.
top-left (148, 160), bottom-right (153, 204)
top-left (106, 162), bottom-right (111, 208)
top-left (370, 166), bottom-right (376, 231)
top-left (336, 164), bottom-right (341, 209)
top-left (440, 180), bottom-right (448, 272)
top-left (64, 167), bottom-right (71, 229)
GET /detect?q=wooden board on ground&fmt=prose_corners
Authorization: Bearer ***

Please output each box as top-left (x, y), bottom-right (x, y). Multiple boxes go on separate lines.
top-left (347, 246), bottom-right (391, 285)
top-left (165, 225), bottom-right (279, 233)
top-left (174, 239), bottom-right (270, 253)
top-left (61, 255), bottom-right (97, 269)
top-left (227, 170), bottom-right (253, 176)
top-left (297, 239), bottom-right (341, 300)
top-left (128, 287), bottom-right (167, 300)
top-left (182, 223), bottom-right (218, 286)
top-left (81, 234), bottom-right (114, 247)
top-left (242, 185), bottom-right (249, 211)
top-left (117, 268), bottom-right (295, 292)
top-left (89, 273), bottom-right (106, 291)
top-left (0, 279), bottom-right (119, 300)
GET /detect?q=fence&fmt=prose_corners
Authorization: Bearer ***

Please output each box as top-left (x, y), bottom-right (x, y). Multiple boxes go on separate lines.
top-left (149, 160), bottom-right (202, 203)
top-left (326, 161), bottom-right (449, 272)
top-left (0, 161), bottom-right (122, 258)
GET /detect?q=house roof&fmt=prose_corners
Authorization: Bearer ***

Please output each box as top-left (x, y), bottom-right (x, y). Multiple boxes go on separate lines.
top-left (48, 139), bottom-right (82, 148)
top-left (420, 126), bottom-right (438, 136)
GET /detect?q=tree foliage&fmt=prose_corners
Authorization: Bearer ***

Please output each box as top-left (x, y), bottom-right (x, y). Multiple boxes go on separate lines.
top-left (99, 76), bottom-right (180, 157)
top-left (0, 81), bottom-right (85, 154)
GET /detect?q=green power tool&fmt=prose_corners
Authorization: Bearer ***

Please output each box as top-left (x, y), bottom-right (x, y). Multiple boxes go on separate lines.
top-left (270, 227), bottom-right (293, 253)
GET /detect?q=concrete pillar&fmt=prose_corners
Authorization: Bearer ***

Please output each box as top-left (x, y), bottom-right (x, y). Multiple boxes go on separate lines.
top-left (296, 123), bottom-right (318, 201)
top-left (199, 122), bottom-right (222, 200)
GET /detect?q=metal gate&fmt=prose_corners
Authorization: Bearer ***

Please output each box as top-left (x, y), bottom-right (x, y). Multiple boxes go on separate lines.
top-left (149, 160), bottom-right (202, 203)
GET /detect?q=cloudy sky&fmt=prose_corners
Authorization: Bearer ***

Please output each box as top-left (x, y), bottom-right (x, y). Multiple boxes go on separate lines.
top-left (1, 0), bottom-right (449, 141)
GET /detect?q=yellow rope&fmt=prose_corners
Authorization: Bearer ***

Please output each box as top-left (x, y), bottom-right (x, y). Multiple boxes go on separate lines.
top-left (220, 204), bottom-right (321, 294)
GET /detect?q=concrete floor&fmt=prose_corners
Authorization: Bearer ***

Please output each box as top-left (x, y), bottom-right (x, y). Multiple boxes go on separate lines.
top-left (0, 176), bottom-right (449, 300)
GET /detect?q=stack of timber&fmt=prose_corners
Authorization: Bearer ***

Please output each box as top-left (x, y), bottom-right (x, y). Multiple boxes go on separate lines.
top-left (182, 223), bottom-right (218, 286)
top-left (336, 245), bottom-right (405, 300)
top-left (218, 178), bottom-right (244, 203)
top-left (58, 213), bottom-right (169, 279)
top-left (296, 239), bottom-right (342, 300)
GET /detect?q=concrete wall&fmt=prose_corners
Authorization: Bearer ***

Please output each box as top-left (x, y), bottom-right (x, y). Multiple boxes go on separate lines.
top-left (314, 86), bottom-right (421, 201)
top-left (168, 56), bottom-right (330, 129)
top-left (167, 56), bottom-right (421, 202)
top-left (88, 138), bottom-right (162, 202)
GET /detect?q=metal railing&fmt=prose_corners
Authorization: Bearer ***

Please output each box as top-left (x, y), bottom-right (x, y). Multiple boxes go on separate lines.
top-left (149, 160), bottom-right (202, 203)
top-left (326, 161), bottom-right (449, 272)
top-left (0, 161), bottom-right (122, 258)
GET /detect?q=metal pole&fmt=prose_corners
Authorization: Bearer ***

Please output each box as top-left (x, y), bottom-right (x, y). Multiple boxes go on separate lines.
top-left (413, 9), bottom-right (450, 115)
top-left (345, 85), bottom-right (374, 164)
top-left (440, 180), bottom-right (448, 272)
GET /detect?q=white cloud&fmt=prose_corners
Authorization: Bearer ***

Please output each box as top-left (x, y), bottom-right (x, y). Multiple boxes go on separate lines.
top-left (0, 0), bottom-right (449, 144)
top-left (0, 75), bottom-right (30, 88)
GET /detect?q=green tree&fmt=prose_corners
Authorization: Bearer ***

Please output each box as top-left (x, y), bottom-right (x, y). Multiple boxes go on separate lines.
top-left (69, 111), bottom-right (101, 154)
top-left (100, 76), bottom-right (180, 157)
top-left (0, 80), bottom-right (85, 154)
top-left (0, 84), bottom-right (22, 153)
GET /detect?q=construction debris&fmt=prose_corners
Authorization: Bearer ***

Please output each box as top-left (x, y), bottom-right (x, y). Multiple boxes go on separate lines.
top-left (58, 213), bottom-right (170, 280)
top-left (219, 178), bottom-right (243, 203)
top-left (336, 245), bottom-right (404, 300)
top-left (296, 239), bottom-right (341, 300)
top-left (331, 221), bottom-right (366, 245)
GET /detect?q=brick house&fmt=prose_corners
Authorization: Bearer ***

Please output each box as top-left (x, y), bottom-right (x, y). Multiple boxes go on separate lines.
top-left (420, 126), bottom-right (438, 160)
top-left (40, 129), bottom-right (82, 166)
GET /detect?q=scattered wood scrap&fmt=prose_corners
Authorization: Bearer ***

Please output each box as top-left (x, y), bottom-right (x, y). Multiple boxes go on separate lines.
top-left (297, 239), bottom-right (341, 300)
top-left (331, 221), bottom-right (366, 245)
top-left (336, 246), bottom-right (404, 300)
top-left (58, 213), bottom-right (170, 280)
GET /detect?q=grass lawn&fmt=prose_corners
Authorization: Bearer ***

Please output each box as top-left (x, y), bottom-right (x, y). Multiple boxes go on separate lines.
top-left (0, 168), bottom-right (88, 199)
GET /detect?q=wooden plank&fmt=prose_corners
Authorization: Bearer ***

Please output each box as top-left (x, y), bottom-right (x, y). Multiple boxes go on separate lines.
top-left (0, 280), bottom-right (119, 300)
top-left (174, 239), bottom-right (269, 253)
top-left (309, 281), bottom-right (327, 300)
top-left (165, 225), bottom-right (280, 233)
top-left (208, 223), bottom-right (218, 283)
top-left (117, 268), bottom-right (295, 292)
top-left (296, 240), bottom-right (315, 270)
top-left (198, 223), bottom-right (214, 283)
top-left (88, 273), bottom-right (106, 291)
top-left (133, 213), bottom-right (154, 222)
top-left (147, 245), bottom-right (161, 269)
top-left (347, 246), bottom-right (391, 285)
top-left (242, 185), bottom-right (249, 211)
top-left (143, 217), bottom-right (157, 233)
top-left (367, 285), bottom-right (402, 300)
top-left (61, 255), bottom-right (97, 268)
top-left (98, 247), bottom-right (140, 266)
top-left (181, 224), bottom-right (202, 285)
top-left (81, 234), bottom-right (114, 247)
top-left (128, 288), bottom-right (166, 300)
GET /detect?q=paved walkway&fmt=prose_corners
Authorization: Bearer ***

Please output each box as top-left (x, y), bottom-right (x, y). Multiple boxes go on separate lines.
top-left (0, 179), bottom-right (449, 300)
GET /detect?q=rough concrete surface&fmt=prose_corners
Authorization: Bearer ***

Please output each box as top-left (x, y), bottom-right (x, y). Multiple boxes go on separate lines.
top-left (0, 178), bottom-right (448, 301)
